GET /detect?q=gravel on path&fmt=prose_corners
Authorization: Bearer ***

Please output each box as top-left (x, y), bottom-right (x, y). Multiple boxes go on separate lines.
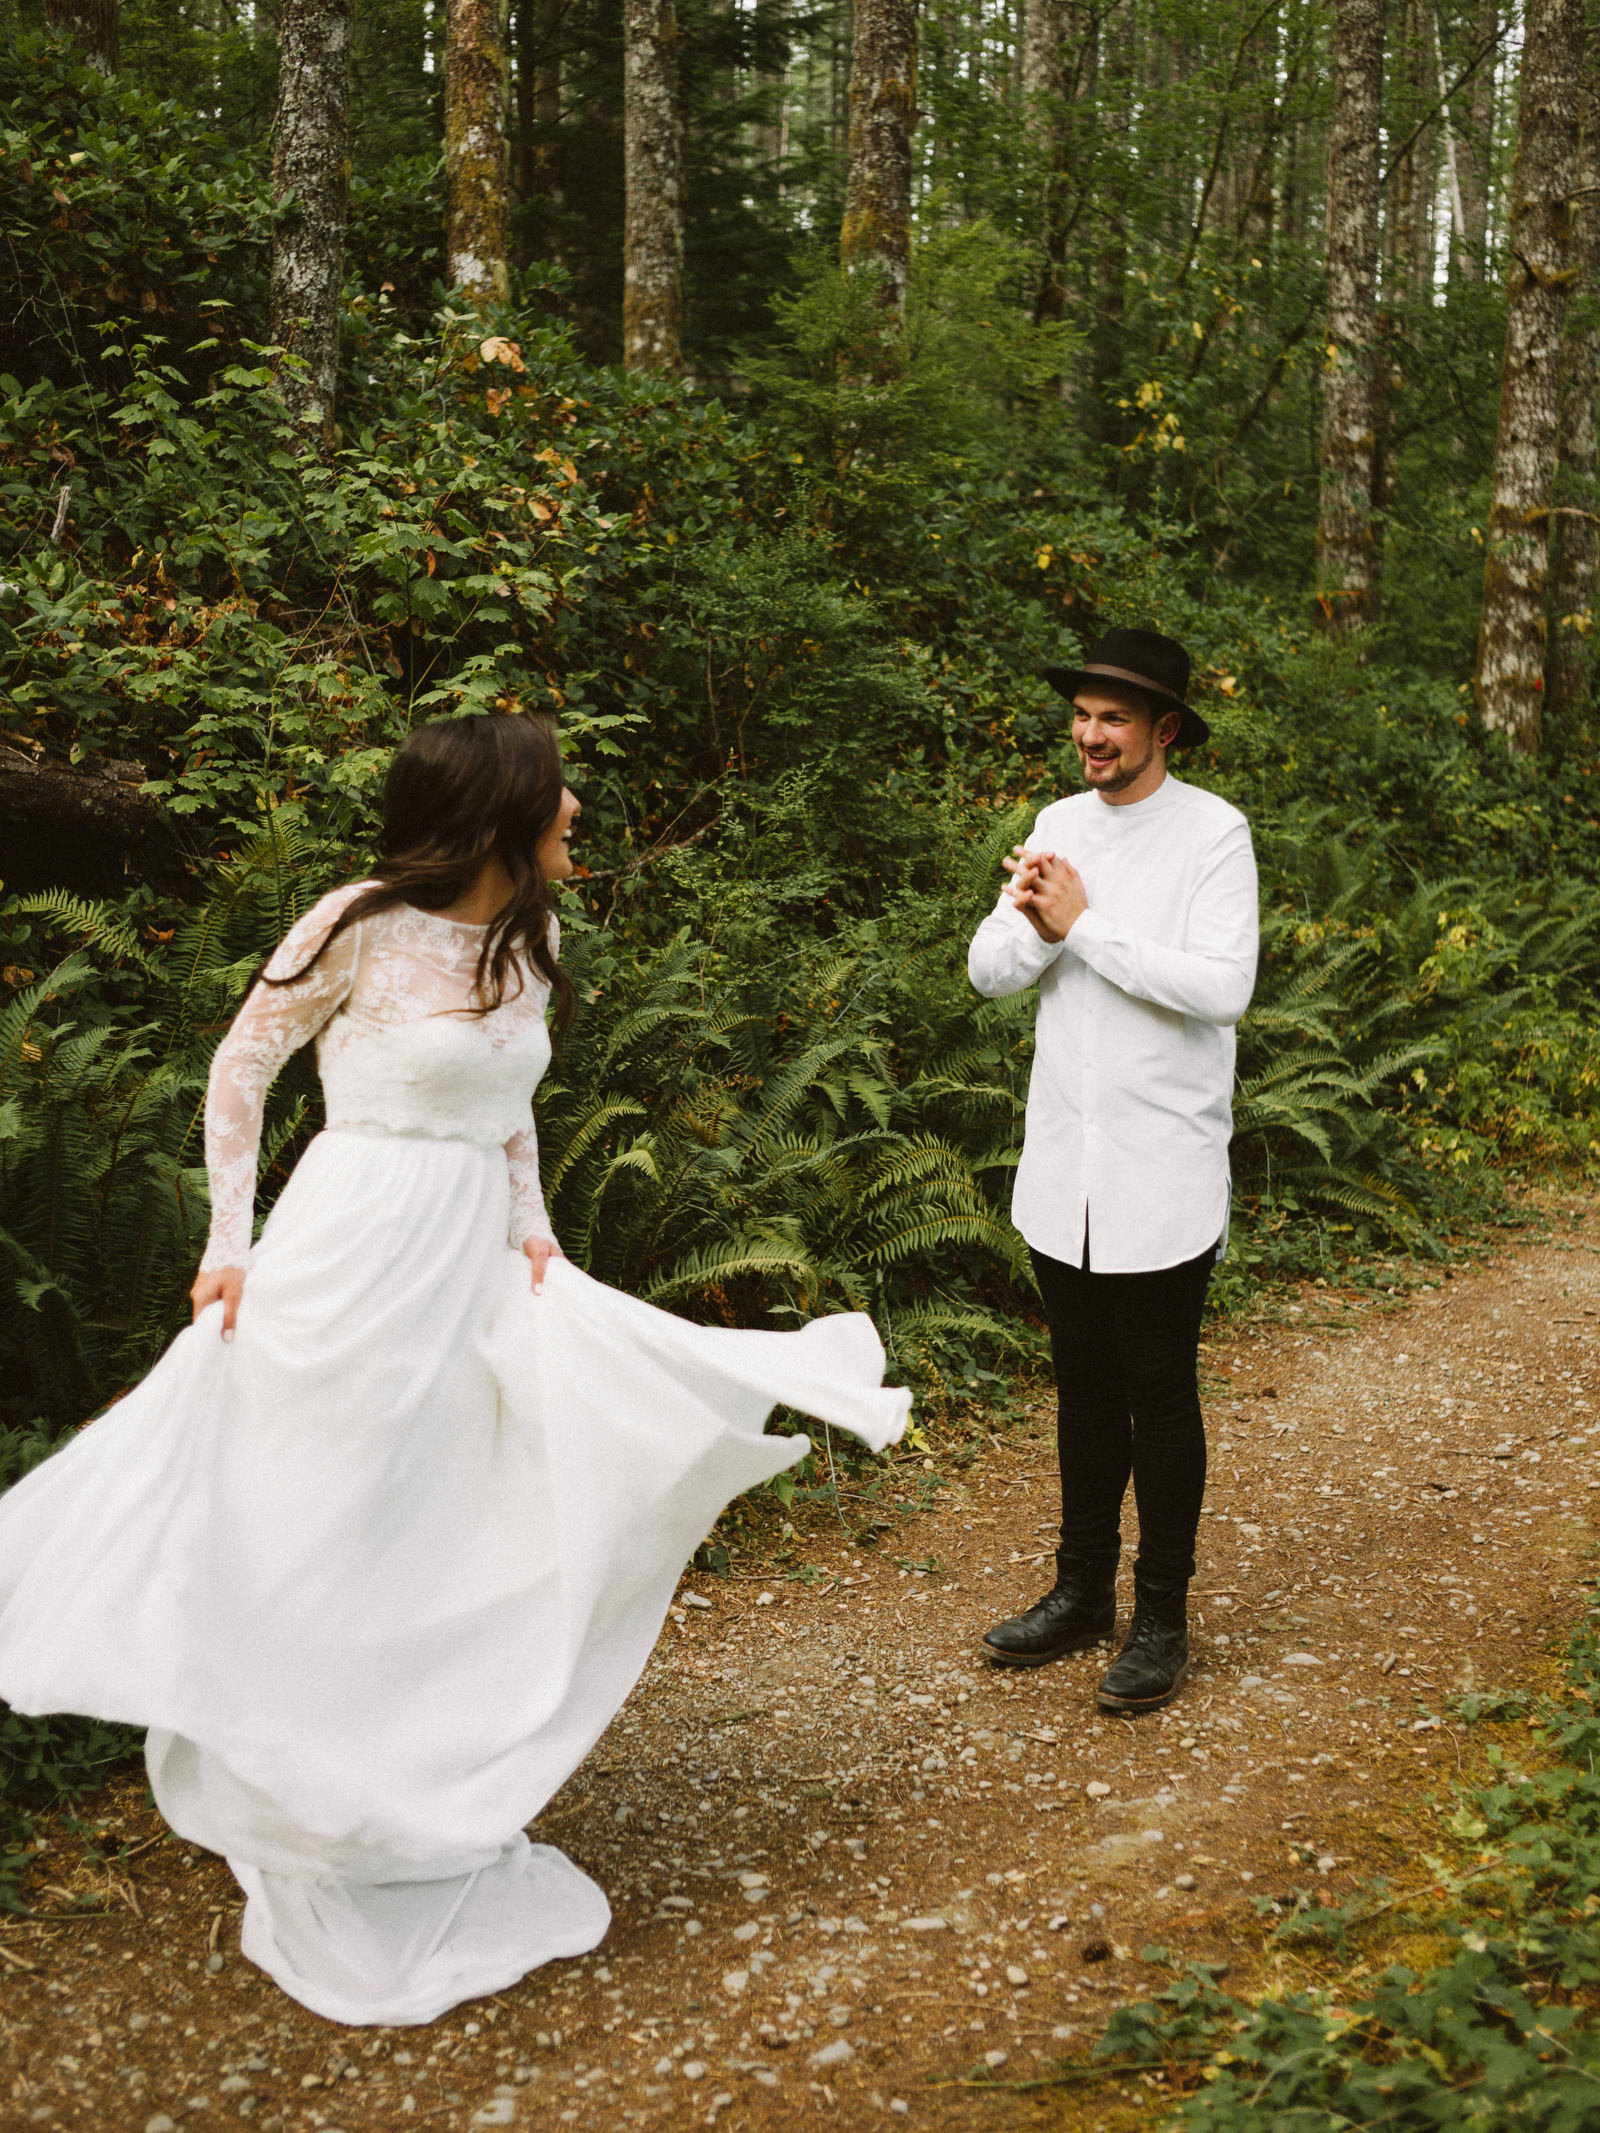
top-left (5, 1199), bottom-right (1599, 2133)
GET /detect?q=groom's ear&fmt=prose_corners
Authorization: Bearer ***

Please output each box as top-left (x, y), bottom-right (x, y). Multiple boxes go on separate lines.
top-left (1155, 708), bottom-right (1182, 749)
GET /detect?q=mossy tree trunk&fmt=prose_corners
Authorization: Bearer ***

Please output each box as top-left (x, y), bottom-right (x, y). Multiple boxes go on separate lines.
top-left (45, 0), bottom-right (119, 73)
top-left (623, 0), bottom-right (685, 374)
top-left (1548, 55), bottom-right (1600, 737)
top-left (1314, 0), bottom-right (1384, 633)
top-left (1475, 0), bottom-right (1585, 755)
top-left (446, 0), bottom-right (512, 305)
top-left (270, 0), bottom-right (352, 434)
top-left (840, 0), bottom-right (918, 317)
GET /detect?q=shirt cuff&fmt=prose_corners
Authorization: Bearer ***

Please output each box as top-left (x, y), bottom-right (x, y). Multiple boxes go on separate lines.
top-left (1061, 906), bottom-right (1118, 962)
top-left (1017, 931), bottom-right (1069, 979)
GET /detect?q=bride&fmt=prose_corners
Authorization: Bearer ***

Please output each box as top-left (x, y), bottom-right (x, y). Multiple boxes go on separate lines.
top-left (0, 712), bottom-right (908, 2027)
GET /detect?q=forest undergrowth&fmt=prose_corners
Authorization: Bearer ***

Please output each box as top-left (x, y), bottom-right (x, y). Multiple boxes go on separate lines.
top-left (943, 1598), bottom-right (1600, 2132)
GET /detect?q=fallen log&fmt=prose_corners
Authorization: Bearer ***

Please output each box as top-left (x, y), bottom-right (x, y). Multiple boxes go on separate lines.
top-left (0, 744), bottom-right (187, 892)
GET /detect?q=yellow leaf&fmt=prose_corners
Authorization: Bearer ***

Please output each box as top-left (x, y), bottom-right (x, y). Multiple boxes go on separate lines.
top-left (478, 336), bottom-right (526, 372)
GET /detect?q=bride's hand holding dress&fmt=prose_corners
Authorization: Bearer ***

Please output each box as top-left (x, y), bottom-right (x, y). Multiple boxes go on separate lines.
top-left (191, 1264), bottom-right (246, 1337)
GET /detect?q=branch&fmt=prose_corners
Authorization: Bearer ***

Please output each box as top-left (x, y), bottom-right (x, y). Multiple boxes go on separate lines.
top-left (1379, 25), bottom-right (1510, 190)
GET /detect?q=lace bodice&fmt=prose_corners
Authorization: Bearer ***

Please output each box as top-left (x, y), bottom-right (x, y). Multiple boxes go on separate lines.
top-left (201, 884), bottom-right (559, 1271)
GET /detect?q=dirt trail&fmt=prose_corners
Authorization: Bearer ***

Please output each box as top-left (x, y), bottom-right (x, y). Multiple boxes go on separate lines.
top-left (6, 1199), bottom-right (1600, 2133)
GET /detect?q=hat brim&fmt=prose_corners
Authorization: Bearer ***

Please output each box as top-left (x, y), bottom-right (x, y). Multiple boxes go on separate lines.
top-left (1042, 665), bottom-right (1211, 750)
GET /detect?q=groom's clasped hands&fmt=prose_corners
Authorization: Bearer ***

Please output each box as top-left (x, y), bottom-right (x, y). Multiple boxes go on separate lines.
top-left (1003, 844), bottom-right (1088, 944)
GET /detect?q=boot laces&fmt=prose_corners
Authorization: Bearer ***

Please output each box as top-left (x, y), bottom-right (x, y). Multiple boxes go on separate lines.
top-left (1125, 1604), bottom-right (1179, 1653)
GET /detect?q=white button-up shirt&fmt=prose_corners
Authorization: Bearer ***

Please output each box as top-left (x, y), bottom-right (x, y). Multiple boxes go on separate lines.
top-left (967, 774), bottom-right (1258, 1273)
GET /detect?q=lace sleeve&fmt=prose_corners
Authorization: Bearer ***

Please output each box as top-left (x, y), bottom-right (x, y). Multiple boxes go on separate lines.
top-left (199, 887), bottom-right (364, 1271)
top-left (505, 1116), bottom-right (557, 1250)
top-left (505, 910), bottom-right (561, 1251)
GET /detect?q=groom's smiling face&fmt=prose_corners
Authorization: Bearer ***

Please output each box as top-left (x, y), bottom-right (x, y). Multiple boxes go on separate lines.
top-left (1071, 689), bottom-right (1179, 794)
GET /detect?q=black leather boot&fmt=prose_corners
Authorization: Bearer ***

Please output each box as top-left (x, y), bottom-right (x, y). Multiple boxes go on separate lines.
top-left (981, 1556), bottom-right (1118, 1668)
top-left (1097, 1576), bottom-right (1191, 1712)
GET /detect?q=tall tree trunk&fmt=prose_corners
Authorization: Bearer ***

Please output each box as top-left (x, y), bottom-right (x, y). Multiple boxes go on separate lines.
top-left (1021, 0), bottom-right (1066, 109)
top-left (1315, 0), bottom-right (1385, 631)
top-left (513, 0), bottom-right (565, 243)
top-left (270, 0), bottom-right (352, 434)
top-left (1412, 10), bottom-right (1441, 298)
top-left (1385, 0), bottom-right (1420, 302)
top-left (623, 0), bottom-right (685, 373)
top-left (1236, 4), bottom-right (1285, 260)
top-left (45, 0), bottom-right (119, 72)
top-left (1456, 0), bottom-right (1497, 279)
top-left (840, 0), bottom-right (919, 316)
top-left (1431, 6), bottom-right (1469, 273)
top-left (1548, 61), bottom-right (1600, 735)
top-left (513, 0), bottom-right (536, 208)
top-left (1023, 0), bottom-right (1071, 323)
top-left (832, 1), bottom-right (852, 165)
top-left (445, 0), bottom-right (512, 304)
top-left (1089, 0), bottom-right (1131, 444)
top-left (1475, 0), bottom-right (1585, 754)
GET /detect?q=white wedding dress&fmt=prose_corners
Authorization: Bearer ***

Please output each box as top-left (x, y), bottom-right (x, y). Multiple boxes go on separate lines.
top-left (0, 888), bottom-right (908, 2026)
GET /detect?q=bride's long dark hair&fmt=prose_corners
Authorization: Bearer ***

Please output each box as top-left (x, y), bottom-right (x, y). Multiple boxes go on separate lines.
top-left (266, 712), bottom-right (575, 1033)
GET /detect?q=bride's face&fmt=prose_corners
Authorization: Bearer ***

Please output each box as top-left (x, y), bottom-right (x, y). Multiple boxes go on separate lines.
top-left (534, 785), bottom-right (581, 882)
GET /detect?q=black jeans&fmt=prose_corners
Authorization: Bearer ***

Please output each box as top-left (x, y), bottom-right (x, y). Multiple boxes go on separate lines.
top-left (1030, 1240), bottom-right (1213, 1588)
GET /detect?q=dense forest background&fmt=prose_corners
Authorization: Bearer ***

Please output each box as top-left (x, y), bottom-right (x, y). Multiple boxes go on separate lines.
top-left (5, 0), bottom-right (1600, 1503)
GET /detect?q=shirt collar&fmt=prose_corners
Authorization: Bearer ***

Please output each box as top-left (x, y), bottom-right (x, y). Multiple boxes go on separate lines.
top-left (1091, 771), bottom-right (1184, 819)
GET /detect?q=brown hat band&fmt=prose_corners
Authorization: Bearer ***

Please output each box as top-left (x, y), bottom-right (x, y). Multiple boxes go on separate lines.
top-left (1076, 662), bottom-right (1187, 708)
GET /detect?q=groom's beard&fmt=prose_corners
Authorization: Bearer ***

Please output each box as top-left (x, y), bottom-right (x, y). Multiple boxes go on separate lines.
top-left (1077, 737), bottom-right (1158, 792)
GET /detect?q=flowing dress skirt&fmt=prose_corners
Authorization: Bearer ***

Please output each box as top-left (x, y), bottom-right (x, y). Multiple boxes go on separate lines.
top-left (0, 1129), bottom-right (909, 2025)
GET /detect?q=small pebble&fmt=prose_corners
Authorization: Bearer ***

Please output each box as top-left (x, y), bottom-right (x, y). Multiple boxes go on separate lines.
top-left (984, 2049), bottom-right (1008, 2068)
top-left (1004, 1964), bottom-right (1028, 1987)
top-left (809, 2039), bottom-right (854, 2069)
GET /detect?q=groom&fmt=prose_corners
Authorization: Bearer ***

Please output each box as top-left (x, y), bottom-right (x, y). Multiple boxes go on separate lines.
top-left (967, 627), bottom-right (1258, 1712)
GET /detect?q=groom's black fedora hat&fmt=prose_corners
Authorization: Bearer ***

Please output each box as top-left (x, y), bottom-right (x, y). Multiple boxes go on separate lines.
top-left (1043, 626), bottom-right (1210, 750)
